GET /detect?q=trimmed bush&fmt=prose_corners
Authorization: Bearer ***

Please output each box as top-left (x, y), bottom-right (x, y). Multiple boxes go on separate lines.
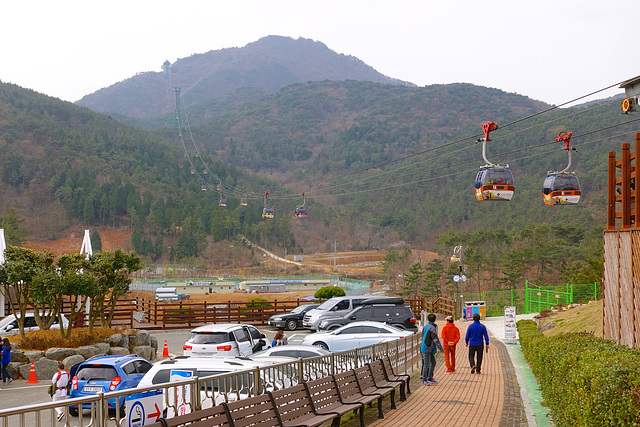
top-left (246, 298), bottom-right (272, 308)
top-left (517, 319), bottom-right (640, 426)
top-left (314, 286), bottom-right (346, 299)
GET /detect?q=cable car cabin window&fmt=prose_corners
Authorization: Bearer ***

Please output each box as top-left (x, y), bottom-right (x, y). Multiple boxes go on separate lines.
top-left (545, 175), bottom-right (579, 193)
top-left (295, 207), bottom-right (307, 214)
top-left (480, 168), bottom-right (513, 186)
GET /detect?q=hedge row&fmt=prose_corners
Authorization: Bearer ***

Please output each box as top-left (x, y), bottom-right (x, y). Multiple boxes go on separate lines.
top-left (517, 320), bottom-right (640, 426)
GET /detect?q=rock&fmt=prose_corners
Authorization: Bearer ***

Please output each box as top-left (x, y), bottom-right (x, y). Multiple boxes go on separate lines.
top-left (106, 333), bottom-right (123, 347)
top-left (132, 346), bottom-right (152, 361)
top-left (130, 331), bottom-right (151, 347)
top-left (22, 351), bottom-right (45, 363)
top-left (133, 311), bottom-right (147, 323)
top-left (44, 348), bottom-right (76, 362)
top-left (150, 336), bottom-right (158, 351)
top-left (7, 362), bottom-right (21, 380)
top-left (118, 335), bottom-right (129, 349)
top-left (10, 350), bottom-right (28, 364)
top-left (62, 354), bottom-right (85, 370)
top-left (19, 357), bottom-right (58, 381)
top-left (75, 346), bottom-right (100, 360)
top-left (107, 346), bottom-right (129, 356)
top-left (92, 343), bottom-right (110, 354)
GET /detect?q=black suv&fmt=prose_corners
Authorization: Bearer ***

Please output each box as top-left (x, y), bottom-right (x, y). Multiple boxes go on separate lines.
top-left (268, 303), bottom-right (320, 330)
top-left (317, 298), bottom-right (416, 331)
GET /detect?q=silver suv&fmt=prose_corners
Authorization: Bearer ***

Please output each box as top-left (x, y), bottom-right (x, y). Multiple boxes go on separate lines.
top-left (303, 296), bottom-right (401, 331)
top-left (182, 324), bottom-right (267, 357)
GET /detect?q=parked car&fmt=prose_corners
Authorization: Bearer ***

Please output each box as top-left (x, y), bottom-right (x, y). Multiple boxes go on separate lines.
top-left (0, 312), bottom-right (69, 335)
top-left (69, 354), bottom-right (153, 417)
top-left (249, 344), bottom-right (332, 360)
top-left (303, 296), bottom-right (400, 331)
top-left (183, 323), bottom-right (268, 357)
top-left (318, 299), bottom-right (416, 331)
top-left (268, 304), bottom-right (320, 330)
top-left (301, 321), bottom-right (412, 352)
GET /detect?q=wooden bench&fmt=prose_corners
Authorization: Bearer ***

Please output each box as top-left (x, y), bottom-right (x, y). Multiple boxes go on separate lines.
top-left (354, 365), bottom-right (396, 410)
top-left (381, 356), bottom-right (411, 396)
top-left (369, 359), bottom-right (406, 401)
top-left (224, 393), bottom-right (281, 427)
top-left (147, 404), bottom-right (232, 427)
top-left (304, 375), bottom-right (364, 427)
top-left (333, 370), bottom-right (384, 419)
top-left (269, 383), bottom-right (339, 427)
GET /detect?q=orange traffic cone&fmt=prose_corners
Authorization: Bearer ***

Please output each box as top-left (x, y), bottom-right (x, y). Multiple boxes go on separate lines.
top-left (162, 339), bottom-right (169, 357)
top-left (26, 361), bottom-right (39, 384)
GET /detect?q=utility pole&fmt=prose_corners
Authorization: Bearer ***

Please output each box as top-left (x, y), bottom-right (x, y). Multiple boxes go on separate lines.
top-left (284, 247), bottom-right (287, 272)
top-left (334, 240), bottom-right (337, 268)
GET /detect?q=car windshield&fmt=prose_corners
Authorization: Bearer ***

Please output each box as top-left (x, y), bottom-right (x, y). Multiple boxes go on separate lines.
top-left (187, 332), bottom-right (232, 344)
top-left (75, 366), bottom-right (118, 381)
top-left (291, 305), bottom-right (308, 314)
top-left (317, 298), bottom-right (339, 310)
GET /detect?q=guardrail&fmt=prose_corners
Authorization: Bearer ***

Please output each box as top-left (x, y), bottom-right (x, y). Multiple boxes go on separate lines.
top-left (0, 333), bottom-right (422, 427)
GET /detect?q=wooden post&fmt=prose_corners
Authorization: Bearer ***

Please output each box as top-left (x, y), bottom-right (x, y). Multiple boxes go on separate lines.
top-left (609, 151), bottom-right (617, 229)
top-left (636, 134), bottom-right (640, 226)
top-left (623, 143), bottom-right (632, 228)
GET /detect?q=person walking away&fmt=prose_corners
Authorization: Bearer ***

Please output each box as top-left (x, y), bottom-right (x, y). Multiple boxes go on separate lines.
top-left (52, 363), bottom-right (70, 422)
top-left (465, 313), bottom-right (489, 374)
top-left (441, 316), bottom-right (460, 373)
top-left (421, 313), bottom-right (444, 386)
top-left (1, 338), bottom-right (11, 384)
top-left (272, 331), bottom-right (286, 347)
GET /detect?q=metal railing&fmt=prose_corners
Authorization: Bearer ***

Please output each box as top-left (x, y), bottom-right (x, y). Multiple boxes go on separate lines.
top-left (0, 333), bottom-right (422, 427)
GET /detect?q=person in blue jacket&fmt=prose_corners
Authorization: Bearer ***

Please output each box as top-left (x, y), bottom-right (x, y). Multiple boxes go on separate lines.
top-left (465, 313), bottom-right (489, 374)
top-left (1, 337), bottom-right (12, 384)
top-left (421, 313), bottom-right (444, 386)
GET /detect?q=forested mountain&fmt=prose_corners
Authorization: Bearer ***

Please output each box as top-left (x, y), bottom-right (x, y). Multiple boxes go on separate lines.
top-left (76, 36), bottom-right (413, 119)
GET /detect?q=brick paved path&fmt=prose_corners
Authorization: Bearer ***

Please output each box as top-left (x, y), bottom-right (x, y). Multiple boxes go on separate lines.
top-left (367, 321), bottom-right (527, 427)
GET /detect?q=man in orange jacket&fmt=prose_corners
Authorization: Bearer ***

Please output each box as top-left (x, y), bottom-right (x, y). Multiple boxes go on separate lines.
top-left (441, 315), bottom-right (460, 373)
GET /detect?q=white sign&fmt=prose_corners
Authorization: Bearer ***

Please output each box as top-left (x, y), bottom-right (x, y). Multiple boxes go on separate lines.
top-left (453, 275), bottom-right (460, 282)
top-left (125, 390), bottom-right (163, 427)
top-left (504, 306), bottom-right (517, 343)
top-left (461, 275), bottom-right (467, 282)
top-left (170, 370), bottom-right (193, 417)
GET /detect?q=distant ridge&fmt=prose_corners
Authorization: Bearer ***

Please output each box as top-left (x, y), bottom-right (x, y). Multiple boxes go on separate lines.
top-left (76, 35), bottom-right (414, 119)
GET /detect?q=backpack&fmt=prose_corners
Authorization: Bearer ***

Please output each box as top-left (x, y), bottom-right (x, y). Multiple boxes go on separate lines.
top-left (54, 371), bottom-right (71, 394)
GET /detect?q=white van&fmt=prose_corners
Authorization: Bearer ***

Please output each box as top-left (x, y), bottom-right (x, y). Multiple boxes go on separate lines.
top-left (302, 296), bottom-right (401, 331)
top-left (155, 287), bottom-right (179, 302)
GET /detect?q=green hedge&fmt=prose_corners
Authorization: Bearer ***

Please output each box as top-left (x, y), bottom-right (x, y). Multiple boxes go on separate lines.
top-left (517, 320), bottom-right (640, 426)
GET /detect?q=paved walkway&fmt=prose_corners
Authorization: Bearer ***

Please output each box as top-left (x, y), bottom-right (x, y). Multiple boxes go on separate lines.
top-left (364, 319), bottom-right (532, 427)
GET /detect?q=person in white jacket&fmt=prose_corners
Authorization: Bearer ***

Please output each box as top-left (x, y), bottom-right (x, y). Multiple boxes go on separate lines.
top-left (52, 363), bottom-right (70, 422)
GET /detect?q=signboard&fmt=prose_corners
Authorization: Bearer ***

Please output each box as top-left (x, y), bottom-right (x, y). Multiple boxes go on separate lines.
top-left (125, 389), bottom-right (163, 427)
top-left (453, 275), bottom-right (460, 282)
top-left (504, 306), bottom-right (517, 344)
top-left (170, 370), bottom-right (193, 417)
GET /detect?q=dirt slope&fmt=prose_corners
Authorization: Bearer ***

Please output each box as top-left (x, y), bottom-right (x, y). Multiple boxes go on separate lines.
top-left (537, 300), bottom-right (603, 338)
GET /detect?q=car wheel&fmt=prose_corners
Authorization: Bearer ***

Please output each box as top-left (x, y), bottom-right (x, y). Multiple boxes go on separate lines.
top-left (69, 407), bottom-right (79, 417)
top-left (313, 342), bottom-right (329, 350)
top-left (286, 319), bottom-right (298, 331)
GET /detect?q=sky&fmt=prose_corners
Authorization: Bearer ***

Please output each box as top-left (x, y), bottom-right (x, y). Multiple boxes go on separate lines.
top-left (2, 0), bottom-right (638, 106)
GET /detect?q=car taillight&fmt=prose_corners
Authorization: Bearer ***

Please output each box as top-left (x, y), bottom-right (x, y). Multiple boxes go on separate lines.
top-left (72, 376), bottom-right (78, 390)
top-left (183, 344), bottom-right (192, 351)
top-left (109, 376), bottom-right (121, 391)
top-left (409, 317), bottom-right (416, 323)
top-left (217, 345), bottom-right (232, 351)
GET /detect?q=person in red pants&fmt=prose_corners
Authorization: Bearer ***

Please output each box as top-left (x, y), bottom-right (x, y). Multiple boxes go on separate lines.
top-left (441, 315), bottom-right (460, 373)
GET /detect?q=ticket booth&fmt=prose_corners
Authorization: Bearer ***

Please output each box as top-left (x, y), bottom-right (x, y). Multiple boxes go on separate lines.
top-left (464, 301), bottom-right (486, 319)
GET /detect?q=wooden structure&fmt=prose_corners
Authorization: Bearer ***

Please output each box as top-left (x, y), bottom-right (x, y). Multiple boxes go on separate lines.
top-left (604, 133), bottom-right (640, 346)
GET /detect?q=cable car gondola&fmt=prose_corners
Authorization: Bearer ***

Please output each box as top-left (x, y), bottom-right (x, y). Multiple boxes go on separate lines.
top-left (216, 180), bottom-right (223, 192)
top-left (295, 192), bottom-right (307, 219)
top-left (262, 191), bottom-right (274, 219)
top-left (543, 132), bottom-right (581, 206)
top-left (474, 122), bottom-right (515, 201)
top-left (219, 190), bottom-right (227, 207)
top-left (201, 180), bottom-right (207, 191)
top-left (240, 190), bottom-right (248, 207)
top-left (190, 167), bottom-right (196, 175)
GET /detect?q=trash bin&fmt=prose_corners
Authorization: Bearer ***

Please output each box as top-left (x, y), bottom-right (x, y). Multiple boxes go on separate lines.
top-left (464, 301), bottom-right (486, 319)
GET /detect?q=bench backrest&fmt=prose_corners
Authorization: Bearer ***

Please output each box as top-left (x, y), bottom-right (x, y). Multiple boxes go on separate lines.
top-left (270, 383), bottom-right (316, 423)
top-left (369, 359), bottom-right (388, 382)
top-left (147, 404), bottom-right (231, 427)
top-left (354, 365), bottom-right (376, 391)
top-left (224, 393), bottom-right (281, 427)
top-left (305, 375), bottom-right (340, 411)
top-left (381, 356), bottom-right (397, 377)
top-left (333, 370), bottom-right (361, 400)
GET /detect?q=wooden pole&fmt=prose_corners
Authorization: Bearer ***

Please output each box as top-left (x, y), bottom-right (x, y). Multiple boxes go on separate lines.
top-left (623, 143), bottom-right (632, 228)
top-left (609, 151), bottom-right (618, 229)
top-left (636, 134), bottom-right (640, 226)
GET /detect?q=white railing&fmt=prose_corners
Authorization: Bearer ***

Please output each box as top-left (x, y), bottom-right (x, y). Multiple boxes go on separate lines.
top-left (0, 333), bottom-right (422, 427)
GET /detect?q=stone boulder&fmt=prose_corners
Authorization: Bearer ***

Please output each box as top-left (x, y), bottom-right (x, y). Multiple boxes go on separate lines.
top-left (133, 311), bottom-right (147, 323)
top-left (7, 362), bottom-right (21, 380)
top-left (19, 357), bottom-right (58, 381)
top-left (132, 346), bottom-right (153, 361)
top-left (23, 351), bottom-right (45, 363)
top-left (9, 350), bottom-right (28, 364)
top-left (130, 331), bottom-right (151, 347)
top-left (106, 333), bottom-right (123, 347)
top-left (62, 354), bottom-right (85, 371)
top-left (44, 348), bottom-right (76, 362)
top-left (150, 336), bottom-right (158, 352)
top-left (107, 346), bottom-right (129, 356)
top-left (75, 345), bottom-right (100, 360)
top-left (92, 343), bottom-right (110, 355)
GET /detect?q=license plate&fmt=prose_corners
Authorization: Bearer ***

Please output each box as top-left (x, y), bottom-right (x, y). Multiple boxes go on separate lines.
top-left (193, 352), bottom-right (214, 357)
top-left (83, 386), bottom-right (103, 393)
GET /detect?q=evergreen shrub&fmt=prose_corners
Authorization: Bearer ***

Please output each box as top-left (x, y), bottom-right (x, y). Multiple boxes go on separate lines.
top-left (314, 286), bottom-right (346, 299)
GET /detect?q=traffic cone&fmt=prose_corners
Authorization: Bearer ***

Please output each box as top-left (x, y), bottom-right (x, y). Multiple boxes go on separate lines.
top-left (26, 361), bottom-right (39, 384)
top-left (162, 339), bottom-right (169, 357)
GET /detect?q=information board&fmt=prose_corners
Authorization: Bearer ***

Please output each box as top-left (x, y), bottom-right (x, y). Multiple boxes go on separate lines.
top-left (504, 306), bottom-right (517, 344)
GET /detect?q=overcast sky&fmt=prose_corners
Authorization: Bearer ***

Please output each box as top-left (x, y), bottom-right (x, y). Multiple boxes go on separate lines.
top-left (2, 0), bottom-right (638, 106)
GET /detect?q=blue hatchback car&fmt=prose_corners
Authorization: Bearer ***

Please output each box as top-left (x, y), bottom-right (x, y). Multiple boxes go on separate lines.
top-left (69, 354), bottom-right (153, 417)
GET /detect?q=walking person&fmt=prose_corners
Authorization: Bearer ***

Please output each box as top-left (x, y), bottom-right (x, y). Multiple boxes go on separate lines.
top-left (441, 315), bottom-right (460, 373)
top-left (52, 363), bottom-right (70, 422)
top-left (1, 338), bottom-right (11, 384)
top-left (465, 313), bottom-right (489, 374)
top-left (421, 313), bottom-right (444, 386)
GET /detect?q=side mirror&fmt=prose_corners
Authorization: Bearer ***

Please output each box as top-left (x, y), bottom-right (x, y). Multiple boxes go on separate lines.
top-left (349, 316), bottom-right (356, 320)
top-left (6, 325), bottom-right (13, 331)
top-left (260, 333), bottom-right (266, 339)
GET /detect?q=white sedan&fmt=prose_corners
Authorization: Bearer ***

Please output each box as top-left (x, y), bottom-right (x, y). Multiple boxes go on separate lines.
top-left (301, 321), bottom-right (412, 352)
